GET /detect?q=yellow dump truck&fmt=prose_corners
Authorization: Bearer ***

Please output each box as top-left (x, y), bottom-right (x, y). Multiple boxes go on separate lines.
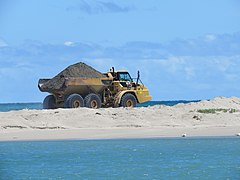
top-left (38, 63), bottom-right (152, 109)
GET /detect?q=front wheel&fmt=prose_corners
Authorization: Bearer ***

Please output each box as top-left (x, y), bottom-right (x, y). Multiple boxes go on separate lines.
top-left (43, 95), bottom-right (56, 109)
top-left (64, 94), bottom-right (84, 108)
top-left (120, 93), bottom-right (137, 108)
top-left (84, 93), bottom-right (101, 109)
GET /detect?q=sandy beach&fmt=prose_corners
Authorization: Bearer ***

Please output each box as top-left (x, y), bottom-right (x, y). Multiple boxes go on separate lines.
top-left (1, 96), bottom-right (240, 141)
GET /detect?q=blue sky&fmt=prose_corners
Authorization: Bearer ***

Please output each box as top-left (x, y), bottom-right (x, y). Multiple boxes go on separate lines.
top-left (0, 0), bottom-right (240, 102)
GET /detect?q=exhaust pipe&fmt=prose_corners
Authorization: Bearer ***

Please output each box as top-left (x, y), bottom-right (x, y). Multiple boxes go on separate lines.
top-left (136, 71), bottom-right (140, 85)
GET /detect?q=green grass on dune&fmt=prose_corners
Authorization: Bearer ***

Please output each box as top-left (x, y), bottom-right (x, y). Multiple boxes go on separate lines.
top-left (197, 108), bottom-right (237, 114)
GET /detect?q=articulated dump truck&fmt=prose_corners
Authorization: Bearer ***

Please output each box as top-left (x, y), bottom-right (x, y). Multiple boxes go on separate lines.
top-left (38, 62), bottom-right (152, 109)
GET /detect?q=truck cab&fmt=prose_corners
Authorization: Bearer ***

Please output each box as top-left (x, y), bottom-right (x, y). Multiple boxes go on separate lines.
top-left (104, 69), bottom-right (152, 107)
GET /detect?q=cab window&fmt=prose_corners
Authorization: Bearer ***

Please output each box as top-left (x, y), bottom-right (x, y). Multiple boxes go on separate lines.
top-left (118, 72), bottom-right (132, 82)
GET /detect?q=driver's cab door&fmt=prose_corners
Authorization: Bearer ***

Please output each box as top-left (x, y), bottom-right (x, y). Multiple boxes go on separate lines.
top-left (116, 72), bottom-right (134, 88)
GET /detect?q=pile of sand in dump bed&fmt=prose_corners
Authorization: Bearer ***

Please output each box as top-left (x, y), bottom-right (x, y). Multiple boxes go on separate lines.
top-left (42, 62), bottom-right (106, 91)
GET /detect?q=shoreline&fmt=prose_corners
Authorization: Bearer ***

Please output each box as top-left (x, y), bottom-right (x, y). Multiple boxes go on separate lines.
top-left (1, 135), bottom-right (238, 142)
top-left (0, 126), bottom-right (239, 142)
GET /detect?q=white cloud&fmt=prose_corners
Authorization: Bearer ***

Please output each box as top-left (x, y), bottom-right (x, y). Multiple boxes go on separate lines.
top-left (84, 58), bottom-right (115, 72)
top-left (0, 38), bottom-right (8, 47)
top-left (66, 1), bottom-right (135, 14)
top-left (213, 58), bottom-right (235, 72)
top-left (157, 56), bottom-right (187, 73)
top-left (204, 34), bottom-right (216, 42)
top-left (184, 67), bottom-right (195, 79)
top-left (64, 41), bottom-right (75, 46)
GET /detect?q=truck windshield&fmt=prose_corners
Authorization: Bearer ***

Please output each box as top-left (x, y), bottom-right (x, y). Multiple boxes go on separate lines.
top-left (118, 73), bottom-right (132, 82)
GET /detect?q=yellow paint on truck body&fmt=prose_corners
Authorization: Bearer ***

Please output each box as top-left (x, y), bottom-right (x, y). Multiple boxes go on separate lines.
top-left (136, 87), bottom-right (152, 103)
top-left (114, 81), bottom-right (152, 106)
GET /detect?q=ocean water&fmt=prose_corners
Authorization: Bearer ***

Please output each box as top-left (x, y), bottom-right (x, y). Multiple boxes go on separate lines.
top-left (0, 100), bottom-right (200, 112)
top-left (0, 138), bottom-right (239, 179)
top-left (0, 103), bottom-right (42, 112)
top-left (138, 100), bottom-right (200, 107)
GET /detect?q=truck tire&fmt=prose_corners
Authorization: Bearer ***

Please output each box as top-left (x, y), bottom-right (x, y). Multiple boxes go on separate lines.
top-left (120, 93), bottom-right (137, 108)
top-left (64, 94), bottom-right (84, 108)
top-left (43, 95), bottom-right (56, 109)
top-left (84, 93), bottom-right (101, 109)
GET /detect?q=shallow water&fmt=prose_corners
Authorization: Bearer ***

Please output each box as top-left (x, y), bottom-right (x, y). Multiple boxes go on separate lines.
top-left (0, 137), bottom-right (239, 179)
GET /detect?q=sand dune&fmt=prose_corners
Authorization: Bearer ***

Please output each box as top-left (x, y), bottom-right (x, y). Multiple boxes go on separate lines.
top-left (1, 96), bottom-right (240, 141)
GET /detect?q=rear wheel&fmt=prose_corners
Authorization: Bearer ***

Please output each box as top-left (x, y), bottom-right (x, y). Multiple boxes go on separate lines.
top-left (120, 93), bottom-right (137, 108)
top-left (84, 93), bottom-right (101, 109)
top-left (64, 94), bottom-right (84, 108)
top-left (43, 95), bottom-right (56, 109)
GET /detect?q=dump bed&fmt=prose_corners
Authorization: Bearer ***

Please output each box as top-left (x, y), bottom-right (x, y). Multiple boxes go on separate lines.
top-left (38, 77), bottom-right (112, 95)
top-left (38, 62), bottom-right (108, 94)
